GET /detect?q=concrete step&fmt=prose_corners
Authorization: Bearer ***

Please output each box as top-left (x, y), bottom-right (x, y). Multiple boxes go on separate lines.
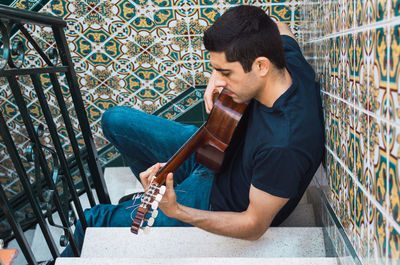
top-left (29, 218), bottom-right (67, 261)
top-left (5, 228), bottom-right (35, 265)
top-left (280, 203), bottom-right (316, 227)
top-left (81, 227), bottom-right (327, 258)
top-left (55, 257), bottom-right (339, 265)
top-left (103, 167), bottom-right (143, 205)
top-left (28, 189), bottom-right (98, 262)
top-left (6, 190), bottom-right (97, 265)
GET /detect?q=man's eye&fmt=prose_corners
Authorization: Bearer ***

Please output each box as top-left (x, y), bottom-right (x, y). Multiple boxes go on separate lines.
top-left (222, 72), bottom-right (230, 77)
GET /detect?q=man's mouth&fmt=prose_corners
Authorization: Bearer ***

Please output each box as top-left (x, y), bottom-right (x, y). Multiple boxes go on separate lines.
top-left (225, 89), bottom-right (234, 97)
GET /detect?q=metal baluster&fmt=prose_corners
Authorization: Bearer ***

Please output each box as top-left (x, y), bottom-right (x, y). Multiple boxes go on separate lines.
top-left (52, 26), bottom-right (110, 205)
top-left (31, 140), bottom-right (76, 247)
top-left (29, 73), bottom-right (88, 230)
top-left (6, 75), bottom-right (80, 257)
top-left (0, 111), bottom-right (55, 262)
top-left (0, 4), bottom-right (111, 257)
top-left (16, 24), bottom-right (54, 66)
top-left (12, 24), bottom-right (95, 207)
top-left (49, 73), bottom-right (96, 207)
top-left (0, 187), bottom-right (37, 265)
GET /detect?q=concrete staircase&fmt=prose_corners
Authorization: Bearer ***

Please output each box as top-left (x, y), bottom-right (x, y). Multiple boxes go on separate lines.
top-left (55, 227), bottom-right (337, 264)
top-left (6, 166), bottom-right (336, 264)
top-left (53, 166), bottom-right (337, 265)
top-left (56, 258), bottom-right (338, 265)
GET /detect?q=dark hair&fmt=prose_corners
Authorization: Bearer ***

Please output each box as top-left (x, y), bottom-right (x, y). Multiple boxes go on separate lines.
top-left (203, 5), bottom-right (286, 72)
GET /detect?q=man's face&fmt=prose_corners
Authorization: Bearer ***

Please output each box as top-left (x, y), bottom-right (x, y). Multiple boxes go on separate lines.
top-left (210, 51), bottom-right (261, 104)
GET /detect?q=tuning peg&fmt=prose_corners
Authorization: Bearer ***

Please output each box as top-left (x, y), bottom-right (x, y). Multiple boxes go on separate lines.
top-left (142, 226), bottom-right (150, 234)
top-left (147, 217), bottom-right (155, 226)
top-left (155, 194), bottom-right (163, 202)
top-left (151, 200), bottom-right (159, 210)
top-left (158, 185), bottom-right (166, 195)
top-left (151, 209), bottom-right (158, 218)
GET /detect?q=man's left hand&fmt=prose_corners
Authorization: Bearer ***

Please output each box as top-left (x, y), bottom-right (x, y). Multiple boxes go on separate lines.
top-left (158, 173), bottom-right (180, 218)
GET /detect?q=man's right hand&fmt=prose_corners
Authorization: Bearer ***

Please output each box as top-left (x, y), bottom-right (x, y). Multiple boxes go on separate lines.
top-left (204, 70), bottom-right (226, 114)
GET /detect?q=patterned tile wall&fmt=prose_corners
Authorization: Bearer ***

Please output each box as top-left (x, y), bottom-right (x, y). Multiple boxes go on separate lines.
top-left (0, 0), bottom-right (300, 199)
top-left (300, 0), bottom-right (400, 264)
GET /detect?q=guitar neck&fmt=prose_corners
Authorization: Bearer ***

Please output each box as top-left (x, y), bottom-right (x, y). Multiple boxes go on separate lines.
top-left (153, 126), bottom-right (207, 185)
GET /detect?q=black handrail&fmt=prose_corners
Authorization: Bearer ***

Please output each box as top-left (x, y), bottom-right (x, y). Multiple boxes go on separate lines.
top-left (0, 4), bottom-right (111, 261)
top-left (0, 4), bottom-right (66, 26)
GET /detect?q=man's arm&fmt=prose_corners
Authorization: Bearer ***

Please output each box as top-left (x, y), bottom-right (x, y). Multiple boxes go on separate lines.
top-left (159, 173), bottom-right (289, 241)
top-left (275, 21), bottom-right (296, 40)
top-left (203, 70), bottom-right (225, 114)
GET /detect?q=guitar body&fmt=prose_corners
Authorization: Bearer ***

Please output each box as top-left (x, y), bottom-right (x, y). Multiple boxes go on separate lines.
top-left (130, 89), bottom-right (248, 234)
top-left (195, 90), bottom-right (247, 171)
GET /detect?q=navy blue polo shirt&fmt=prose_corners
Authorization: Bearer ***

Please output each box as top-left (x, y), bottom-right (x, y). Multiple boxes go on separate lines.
top-left (209, 35), bottom-right (324, 225)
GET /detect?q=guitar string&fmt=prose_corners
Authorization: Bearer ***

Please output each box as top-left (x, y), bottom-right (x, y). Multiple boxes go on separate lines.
top-left (127, 192), bottom-right (145, 220)
top-left (127, 189), bottom-right (187, 222)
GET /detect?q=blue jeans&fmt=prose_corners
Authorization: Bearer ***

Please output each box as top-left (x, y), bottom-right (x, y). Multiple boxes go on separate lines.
top-left (61, 106), bottom-right (214, 257)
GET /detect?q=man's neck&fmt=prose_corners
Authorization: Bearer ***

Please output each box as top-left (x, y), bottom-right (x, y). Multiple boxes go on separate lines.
top-left (257, 68), bottom-right (292, 108)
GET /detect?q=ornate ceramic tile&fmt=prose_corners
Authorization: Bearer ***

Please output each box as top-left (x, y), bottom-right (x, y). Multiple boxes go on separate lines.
top-left (393, 0), bottom-right (400, 17)
top-left (388, 127), bottom-right (399, 225)
top-left (333, 36), bottom-right (340, 96)
top-left (339, 0), bottom-right (346, 32)
top-left (354, 109), bottom-right (368, 186)
top-left (299, 1), bottom-right (399, 264)
top-left (354, 31), bottom-right (370, 111)
top-left (375, 0), bottom-right (388, 21)
top-left (340, 101), bottom-right (354, 171)
top-left (270, 4), bottom-right (291, 22)
top-left (323, 196), bottom-right (360, 265)
top-left (354, 186), bottom-right (369, 264)
top-left (337, 35), bottom-right (345, 99)
top-left (368, 201), bottom-right (387, 265)
top-left (355, 0), bottom-right (366, 27)
top-left (325, 151), bottom-right (335, 205)
top-left (370, 27), bottom-right (389, 118)
top-left (174, 89), bottom-right (202, 111)
top-left (340, 170), bottom-right (356, 242)
top-left (389, 24), bottom-right (400, 123)
top-left (388, 224), bottom-right (400, 265)
top-left (346, 0), bottom-right (355, 30)
top-left (354, 31), bottom-right (363, 102)
top-left (369, 118), bottom-right (387, 208)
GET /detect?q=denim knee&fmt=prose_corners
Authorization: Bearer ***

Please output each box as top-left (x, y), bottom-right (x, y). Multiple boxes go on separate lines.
top-left (102, 106), bottom-right (131, 142)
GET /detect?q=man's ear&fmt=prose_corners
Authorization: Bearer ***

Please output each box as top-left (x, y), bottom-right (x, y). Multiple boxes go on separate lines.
top-left (253, 57), bottom-right (270, 77)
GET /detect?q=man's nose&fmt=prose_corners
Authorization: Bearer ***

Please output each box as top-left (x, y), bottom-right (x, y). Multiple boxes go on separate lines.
top-left (214, 72), bottom-right (227, 83)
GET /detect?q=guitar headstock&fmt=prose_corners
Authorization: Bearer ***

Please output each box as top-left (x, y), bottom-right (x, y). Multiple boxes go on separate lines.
top-left (130, 183), bottom-right (166, 234)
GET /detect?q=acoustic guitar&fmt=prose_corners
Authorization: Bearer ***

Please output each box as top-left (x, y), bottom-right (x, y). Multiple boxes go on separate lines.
top-left (130, 89), bottom-right (248, 234)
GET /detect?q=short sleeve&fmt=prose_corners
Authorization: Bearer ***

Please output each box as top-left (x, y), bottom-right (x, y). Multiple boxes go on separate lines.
top-left (251, 147), bottom-right (310, 198)
top-left (281, 35), bottom-right (315, 78)
top-left (281, 35), bottom-right (301, 56)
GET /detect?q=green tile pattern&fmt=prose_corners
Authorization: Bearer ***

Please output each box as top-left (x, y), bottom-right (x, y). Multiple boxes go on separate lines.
top-left (301, 0), bottom-right (400, 264)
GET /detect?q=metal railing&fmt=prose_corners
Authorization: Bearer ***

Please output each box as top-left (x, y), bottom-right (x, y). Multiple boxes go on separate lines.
top-left (0, 4), bottom-right (110, 263)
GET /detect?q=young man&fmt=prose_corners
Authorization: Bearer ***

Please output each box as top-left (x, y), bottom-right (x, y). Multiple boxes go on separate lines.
top-left (60, 5), bottom-right (323, 257)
